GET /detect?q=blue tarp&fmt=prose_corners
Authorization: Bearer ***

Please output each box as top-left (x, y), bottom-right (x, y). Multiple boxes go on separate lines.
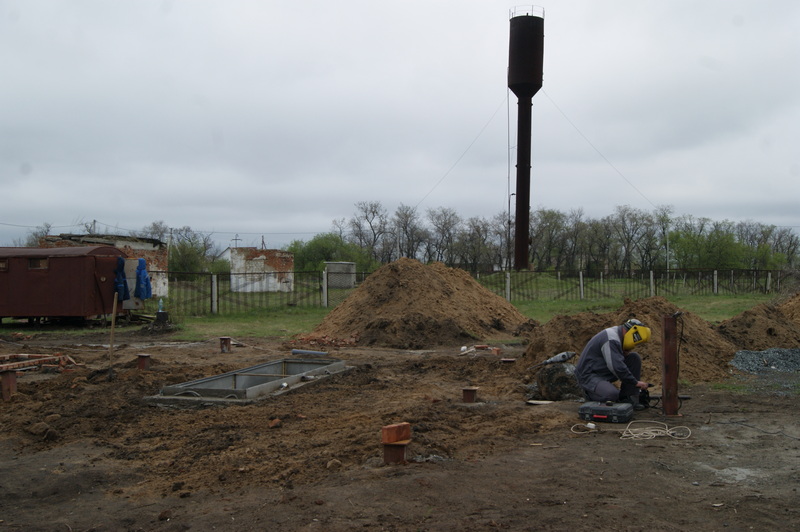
top-left (134, 258), bottom-right (152, 300)
top-left (114, 256), bottom-right (130, 302)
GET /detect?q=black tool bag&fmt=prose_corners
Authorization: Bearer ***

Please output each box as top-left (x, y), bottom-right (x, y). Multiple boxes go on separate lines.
top-left (578, 401), bottom-right (634, 423)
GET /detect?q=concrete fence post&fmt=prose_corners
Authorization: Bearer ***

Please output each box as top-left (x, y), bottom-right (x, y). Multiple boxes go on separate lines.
top-left (505, 271), bottom-right (511, 302)
top-left (322, 269), bottom-right (328, 308)
top-left (211, 274), bottom-right (218, 314)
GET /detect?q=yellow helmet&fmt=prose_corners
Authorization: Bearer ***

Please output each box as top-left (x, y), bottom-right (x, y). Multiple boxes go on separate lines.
top-left (622, 319), bottom-right (651, 351)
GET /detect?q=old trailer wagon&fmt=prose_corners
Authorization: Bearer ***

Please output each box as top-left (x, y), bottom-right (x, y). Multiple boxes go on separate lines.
top-left (0, 246), bottom-right (126, 322)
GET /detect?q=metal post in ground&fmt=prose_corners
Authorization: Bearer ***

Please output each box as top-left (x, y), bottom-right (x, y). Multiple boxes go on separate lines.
top-left (662, 313), bottom-right (681, 416)
top-left (1, 370), bottom-right (17, 401)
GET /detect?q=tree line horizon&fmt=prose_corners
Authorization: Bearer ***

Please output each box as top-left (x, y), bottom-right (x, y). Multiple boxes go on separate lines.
top-left (21, 201), bottom-right (800, 274)
top-left (290, 201), bottom-right (799, 274)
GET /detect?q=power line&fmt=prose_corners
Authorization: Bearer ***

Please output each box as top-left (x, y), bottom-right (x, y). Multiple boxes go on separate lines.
top-left (541, 89), bottom-right (657, 209)
top-left (414, 94), bottom-right (508, 211)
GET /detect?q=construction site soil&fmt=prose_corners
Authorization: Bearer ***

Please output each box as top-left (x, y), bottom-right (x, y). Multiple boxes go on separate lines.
top-left (1, 259), bottom-right (799, 531)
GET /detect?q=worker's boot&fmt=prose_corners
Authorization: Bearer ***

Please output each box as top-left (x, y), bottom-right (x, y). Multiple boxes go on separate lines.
top-left (630, 395), bottom-right (647, 412)
top-left (625, 395), bottom-right (646, 411)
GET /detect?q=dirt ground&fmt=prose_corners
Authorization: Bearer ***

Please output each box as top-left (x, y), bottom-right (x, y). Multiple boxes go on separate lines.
top-left (1, 260), bottom-right (799, 531)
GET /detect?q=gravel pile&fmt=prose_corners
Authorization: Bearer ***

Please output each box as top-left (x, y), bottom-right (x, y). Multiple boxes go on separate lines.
top-left (730, 348), bottom-right (800, 373)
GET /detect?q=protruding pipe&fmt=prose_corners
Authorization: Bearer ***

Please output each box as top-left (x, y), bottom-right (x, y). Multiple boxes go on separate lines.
top-left (662, 314), bottom-right (681, 416)
top-left (462, 386), bottom-right (479, 403)
top-left (220, 337), bottom-right (232, 353)
top-left (1, 370), bottom-right (17, 401)
top-left (137, 353), bottom-right (151, 371)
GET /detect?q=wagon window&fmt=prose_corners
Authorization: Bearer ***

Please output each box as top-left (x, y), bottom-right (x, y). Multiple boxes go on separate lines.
top-left (0, 259), bottom-right (7, 272)
top-left (28, 258), bottom-right (48, 270)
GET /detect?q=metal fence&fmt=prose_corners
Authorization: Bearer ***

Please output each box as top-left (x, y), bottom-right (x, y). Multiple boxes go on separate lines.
top-left (148, 268), bottom-right (800, 318)
top-left (478, 269), bottom-right (800, 301)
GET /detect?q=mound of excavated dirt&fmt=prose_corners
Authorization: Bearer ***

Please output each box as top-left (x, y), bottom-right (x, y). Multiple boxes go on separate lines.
top-left (304, 258), bottom-right (537, 349)
top-left (716, 300), bottom-right (800, 351)
top-left (776, 290), bottom-right (800, 323)
top-left (524, 296), bottom-right (740, 383)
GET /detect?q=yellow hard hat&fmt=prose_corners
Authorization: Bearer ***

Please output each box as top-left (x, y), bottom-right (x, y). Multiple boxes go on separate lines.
top-left (622, 319), bottom-right (651, 351)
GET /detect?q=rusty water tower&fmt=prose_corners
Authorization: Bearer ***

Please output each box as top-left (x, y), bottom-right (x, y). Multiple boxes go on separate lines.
top-left (508, 6), bottom-right (544, 270)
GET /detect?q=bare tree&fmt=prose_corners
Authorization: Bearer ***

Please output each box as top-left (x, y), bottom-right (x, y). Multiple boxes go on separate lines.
top-left (16, 222), bottom-right (52, 247)
top-left (133, 220), bottom-right (170, 243)
top-left (611, 205), bottom-right (650, 273)
top-left (331, 218), bottom-right (347, 240)
top-left (490, 212), bottom-right (511, 270)
top-left (348, 201), bottom-right (389, 262)
top-left (425, 207), bottom-right (461, 264)
top-left (529, 208), bottom-right (567, 271)
top-left (771, 227), bottom-right (800, 268)
top-left (654, 205), bottom-right (674, 270)
top-left (454, 216), bottom-right (493, 273)
top-left (561, 209), bottom-right (586, 271)
top-left (392, 204), bottom-right (428, 260)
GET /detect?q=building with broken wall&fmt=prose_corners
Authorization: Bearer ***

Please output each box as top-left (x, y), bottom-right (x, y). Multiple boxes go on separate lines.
top-left (225, 247), bottom-right (294, 293)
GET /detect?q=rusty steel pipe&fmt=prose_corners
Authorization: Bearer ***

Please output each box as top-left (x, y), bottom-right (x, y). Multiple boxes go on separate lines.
top-left (662, 314), bottom-right (681, 416)
top-left (137, 353), bottom-right (152, 371)
top-left (1, 370), bottom-right (17, 401)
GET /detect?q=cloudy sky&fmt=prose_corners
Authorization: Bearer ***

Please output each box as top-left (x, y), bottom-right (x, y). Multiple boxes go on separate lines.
top-left (2, 0), bottom-right (798, 250)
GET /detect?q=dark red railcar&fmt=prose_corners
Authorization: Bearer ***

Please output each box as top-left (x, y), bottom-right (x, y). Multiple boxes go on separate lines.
top-left (0, 246), bottom-right (126, 320)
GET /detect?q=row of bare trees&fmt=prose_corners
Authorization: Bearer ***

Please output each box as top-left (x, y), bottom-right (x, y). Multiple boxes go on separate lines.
top-left (22, 204), bottom-right (799, 275)
top-left (321, 201), bottom-right (799, 273)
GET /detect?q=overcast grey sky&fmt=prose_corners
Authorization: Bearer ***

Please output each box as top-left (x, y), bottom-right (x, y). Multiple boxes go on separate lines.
top-left (2, 0), bottom-right (799, 250)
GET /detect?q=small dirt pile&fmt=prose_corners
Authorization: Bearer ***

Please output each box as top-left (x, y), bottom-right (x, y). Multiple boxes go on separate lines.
top-left (304, 258), bottom-right (537, 349)
top-left (524, 296), bottom-right (739, 383)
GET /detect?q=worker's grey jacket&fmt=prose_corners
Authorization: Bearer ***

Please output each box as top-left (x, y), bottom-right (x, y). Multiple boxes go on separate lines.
top-left (574, 326), bottom-right (638, 391)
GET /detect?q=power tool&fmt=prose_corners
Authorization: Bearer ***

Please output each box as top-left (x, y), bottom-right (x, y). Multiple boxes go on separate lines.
top-left (527, 351), bottom-right (576, 371)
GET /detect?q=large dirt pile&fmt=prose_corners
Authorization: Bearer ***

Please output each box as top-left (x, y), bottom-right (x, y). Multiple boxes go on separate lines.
top-left (777, 290), bottom-right (800, 321)
top-left (716, 297), bottom-right (800, 351)
top-left (305, 258), bottom-right (537, 349)
top-left (524, 296), bottom-right (740, 383)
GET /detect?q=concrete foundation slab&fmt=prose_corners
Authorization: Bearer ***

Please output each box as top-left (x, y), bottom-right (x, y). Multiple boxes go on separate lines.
top-left (145, 358), bottom-right (347, 406)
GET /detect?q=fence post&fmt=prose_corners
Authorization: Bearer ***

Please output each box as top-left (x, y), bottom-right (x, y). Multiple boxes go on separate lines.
top-left (505, 271), bottom-right (511, 302)
top-left (322, 269), bottom-right (328, 308)
top-left (579, 271), bottom-right (584, 300)
top-left (767, 271), bottom-right (772, 293)
top-left (650, 270), bottom-right (655, 297)
top-left (713, 270), bottom-right (718, 295)
top-left (211, 274), bottom-right (218, 314)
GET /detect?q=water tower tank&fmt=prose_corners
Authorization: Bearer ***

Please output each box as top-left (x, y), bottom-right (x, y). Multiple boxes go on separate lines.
top-left (508, 9), bottom-right (544, 99)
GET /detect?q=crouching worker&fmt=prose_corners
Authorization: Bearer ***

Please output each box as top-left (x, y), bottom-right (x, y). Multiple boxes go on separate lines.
top-left (574, 319), bottom-right (651, 411)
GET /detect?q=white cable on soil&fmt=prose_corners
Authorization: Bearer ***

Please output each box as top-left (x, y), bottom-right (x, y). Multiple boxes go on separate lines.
top-left (620, 420), bottom-right (691, 440)
top-left (570, 423), bottom-right (598, 434)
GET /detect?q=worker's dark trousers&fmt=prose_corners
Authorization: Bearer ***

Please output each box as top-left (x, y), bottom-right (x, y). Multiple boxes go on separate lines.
top-left (585, 352), bottom-right (642, 403)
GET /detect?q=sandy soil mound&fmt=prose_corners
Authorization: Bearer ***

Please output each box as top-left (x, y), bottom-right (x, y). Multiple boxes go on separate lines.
top-left (776, 290), bottom-right (800, 322)
top-left (304, 258), bottom-right (537, 349)
top-left (716, 300), bottom-right (800, 351)
top-left (524, 296), bottom-right (740, 383)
